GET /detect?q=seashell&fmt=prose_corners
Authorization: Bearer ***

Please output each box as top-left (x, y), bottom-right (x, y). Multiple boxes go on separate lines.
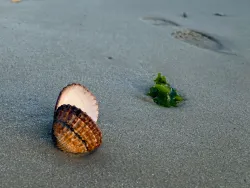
top-left (52, 83), bottom-right (102, 154)
top-left (54, 83), bottom-right (99, 122)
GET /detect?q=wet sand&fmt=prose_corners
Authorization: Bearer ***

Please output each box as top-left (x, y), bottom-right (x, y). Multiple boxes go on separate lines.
top-left (0, 0), bottom-right (250, 187)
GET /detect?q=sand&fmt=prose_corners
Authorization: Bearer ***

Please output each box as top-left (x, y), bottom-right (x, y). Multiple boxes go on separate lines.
top-left (0, 0), bottom-right (250, 187)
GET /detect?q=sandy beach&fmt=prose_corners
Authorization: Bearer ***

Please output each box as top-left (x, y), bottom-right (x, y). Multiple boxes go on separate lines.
top-left (0, 0), bottom-right (250, 187)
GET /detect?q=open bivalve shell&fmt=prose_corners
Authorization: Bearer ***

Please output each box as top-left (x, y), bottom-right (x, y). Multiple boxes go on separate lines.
top-left (52, 83), bottom-right (102, 154)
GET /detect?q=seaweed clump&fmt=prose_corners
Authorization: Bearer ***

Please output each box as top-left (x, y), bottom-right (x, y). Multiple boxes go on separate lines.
top-left (147, 73), bottom-right (183, 107)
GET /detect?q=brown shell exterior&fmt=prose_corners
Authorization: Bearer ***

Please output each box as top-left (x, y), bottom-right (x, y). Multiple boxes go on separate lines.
top-left (52, 104), bottom-right (102, 154)
top-left (54, 83), bottom-right (99, 122)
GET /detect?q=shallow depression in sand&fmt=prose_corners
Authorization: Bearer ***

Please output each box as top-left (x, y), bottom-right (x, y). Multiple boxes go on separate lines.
top-left (172, 29), bottom-right (224, 52)
top-left (141, 16), bottom-right (180, 27)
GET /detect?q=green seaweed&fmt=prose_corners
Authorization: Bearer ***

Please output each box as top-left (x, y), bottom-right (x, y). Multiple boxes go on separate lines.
top-left (147, 73), bottom-right (184, 107)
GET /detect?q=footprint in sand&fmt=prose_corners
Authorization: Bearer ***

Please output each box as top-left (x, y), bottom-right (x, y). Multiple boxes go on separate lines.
top-left (141, 16), bottom-right (235, 55)
top-left (171, 29), bottom-right (230, 53)
top-left (141, 16), bottom-right (180, 27)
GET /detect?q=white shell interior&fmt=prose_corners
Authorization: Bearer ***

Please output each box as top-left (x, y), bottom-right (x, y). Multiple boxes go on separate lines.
top-left (56, 84), bottom-right (98, 122)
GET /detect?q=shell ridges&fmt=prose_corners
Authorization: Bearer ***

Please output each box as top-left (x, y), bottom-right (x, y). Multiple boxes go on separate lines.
top-left (53, 104), bottom-right (102, 154)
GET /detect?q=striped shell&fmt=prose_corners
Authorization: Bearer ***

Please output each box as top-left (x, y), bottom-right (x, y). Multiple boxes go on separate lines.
top-left (52, 83), bottom-right (102, 154)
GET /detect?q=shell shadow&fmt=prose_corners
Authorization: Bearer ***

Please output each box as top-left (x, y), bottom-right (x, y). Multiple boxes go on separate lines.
top-left (34, 110), bottom-right (55, 148)
top-left (19, 100), bottom-right (55, 148)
